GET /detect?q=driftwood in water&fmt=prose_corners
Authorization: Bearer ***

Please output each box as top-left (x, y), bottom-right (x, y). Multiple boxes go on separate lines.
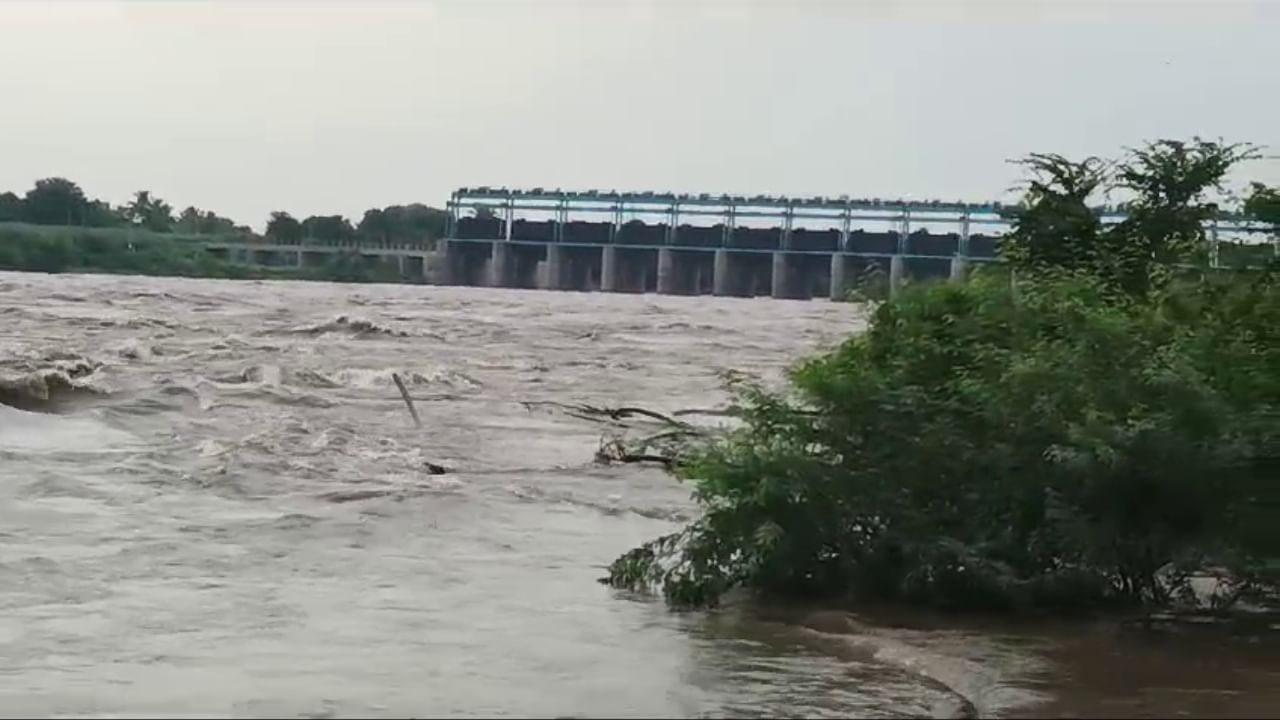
top-left (523, 400), bottom-right (731, 470)
top-left (595, 437), bottom-right (676, 469)
top-left (521, 400), bottom-right (692, 428)
top-left (391, 372), bottom-right (422, 428)
top-left (594, 428), bottom-right (710, 469)
top-left (391, 372), bottom-right (453, 474)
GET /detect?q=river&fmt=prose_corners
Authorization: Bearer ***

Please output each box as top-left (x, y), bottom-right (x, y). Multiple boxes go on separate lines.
top-left (1, 271), bottom-right (1276, 718)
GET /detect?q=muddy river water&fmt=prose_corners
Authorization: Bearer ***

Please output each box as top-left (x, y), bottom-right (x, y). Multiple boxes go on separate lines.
top-left (0, 271), bottom-right (1275, 718)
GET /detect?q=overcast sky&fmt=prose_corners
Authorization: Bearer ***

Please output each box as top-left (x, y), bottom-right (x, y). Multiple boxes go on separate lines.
top-left (1, 0), bottom-right (1277, 229)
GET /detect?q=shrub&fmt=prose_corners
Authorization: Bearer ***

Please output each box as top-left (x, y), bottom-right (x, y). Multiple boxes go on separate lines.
top-left (607, 139), bottom-right (1280, 612)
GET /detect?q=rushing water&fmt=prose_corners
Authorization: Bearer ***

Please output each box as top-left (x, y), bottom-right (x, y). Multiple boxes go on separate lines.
top-left (1, 271), bottom-right (1276, 719)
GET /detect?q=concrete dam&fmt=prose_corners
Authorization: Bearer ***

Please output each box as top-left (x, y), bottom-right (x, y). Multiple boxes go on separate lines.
top-left (441, 220), bottom-right (996, 300)
top-left (436, 187), bottom-right (1013, 300)
top-left (204, 187), bottom-right (1268, 300)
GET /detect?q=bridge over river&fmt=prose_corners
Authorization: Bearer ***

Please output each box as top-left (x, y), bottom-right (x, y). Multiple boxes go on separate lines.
top-left (206, 187), bottom-right (1273, 300)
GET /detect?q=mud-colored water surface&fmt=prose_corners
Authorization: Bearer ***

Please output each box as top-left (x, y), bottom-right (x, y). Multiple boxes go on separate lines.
top-left (1, 272), bottom-right (1274, 718)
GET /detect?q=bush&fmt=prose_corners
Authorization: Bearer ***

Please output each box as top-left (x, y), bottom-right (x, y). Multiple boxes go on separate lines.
top-left (610, 270), bottom-right (1279, 610)
top-left (607, 139), bottom-right (1280, 612)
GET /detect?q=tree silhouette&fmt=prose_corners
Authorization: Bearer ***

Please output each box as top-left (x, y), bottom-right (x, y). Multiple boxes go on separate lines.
top-left (23, 178), bottom-right (89, 225)
top-left (266, 211), bottom-right (303, 243)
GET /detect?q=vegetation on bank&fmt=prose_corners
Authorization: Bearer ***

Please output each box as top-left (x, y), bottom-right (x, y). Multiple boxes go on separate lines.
top-left (606, 139), bottom-right (1280, 614)
top-left (0, 176), bottom-right (447, 282)
top-left (0, 223), bottom-right (415, 283)
top-left (0, 176), bottom-right (447, 245)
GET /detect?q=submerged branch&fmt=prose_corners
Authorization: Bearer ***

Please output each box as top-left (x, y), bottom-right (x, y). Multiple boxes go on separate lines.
top-left (389, 372), bottom-right (452, 475)
top-left (391, 372), bottom-right (422, 427)
top-left (521, 400), bottom-right (693, 428)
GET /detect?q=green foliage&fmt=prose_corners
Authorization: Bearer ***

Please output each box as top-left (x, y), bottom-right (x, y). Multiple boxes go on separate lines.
top-left (0, 222), bottom-right (426, 285)
top-left (266, 211), bottom-right (303, 243)
top-left (0, 224), bottom-right (269, 279)
top-left (1246, 183), bottom-right (1280, 230)
top-left (23, 177), bottom-right (91, 226)
top-left (0, 192), bottom-right (23, 222)
top-left (83, 199), bottom-right (127, 228)
top-left (302, 214), bottom-right (357, 244)
top-left (2, 176), bottom-right (448, 258)
top-left (309, 251), bottom-right (406, 284)
top-left (174, 206), bottom-right (243, 235)
top-left (609, 140), bottom-right (1280, 613)
top-left (123, 190), bottom-right (175, 232)
top-left (357, 204), bottom-right (448, 246)
top-left (610, 272), bottom-right (1280, 611)
top-left (842, 260), bottom-right (891, 303)
top-left (1003, 139), bottom-right (1260, 296)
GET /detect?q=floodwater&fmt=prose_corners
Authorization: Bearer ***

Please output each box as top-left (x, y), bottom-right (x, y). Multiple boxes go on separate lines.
top-left (0, 271), bottom-right (1276, 719)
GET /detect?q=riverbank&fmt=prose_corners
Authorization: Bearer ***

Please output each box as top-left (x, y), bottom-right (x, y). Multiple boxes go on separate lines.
top-left (0, 222), bottom-right (413, 284)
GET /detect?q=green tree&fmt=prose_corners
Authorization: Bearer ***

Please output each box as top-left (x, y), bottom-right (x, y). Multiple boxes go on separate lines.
top-left (175, 206), bottom-right (239, 235)
top-left (1246, 183), bottom-right (1280, 227)
top-left (301, 214), bottom-right (356, 244)
top-left (0, 192), bottom-right (22, 222)
top-left (356, 205), bottom-right (449, 245)
top-left (266, 211), bottom-right (303, 243)
top-left (123, 190), bottom-right (175, 232)
top-left (1002, 139), bottom-right (1257, 296)
top-left (23, 177), bottom-right (89, 226)
top-left (83, 200), bottom-right (126, 228)
top-left (380, 203), bottom-right (448, 244)
top-left (357, 208), bottom-right (390, 243)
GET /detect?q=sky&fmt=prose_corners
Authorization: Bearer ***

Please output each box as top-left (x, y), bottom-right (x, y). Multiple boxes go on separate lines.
top-left (1, 0), bottom-right (1277, 230)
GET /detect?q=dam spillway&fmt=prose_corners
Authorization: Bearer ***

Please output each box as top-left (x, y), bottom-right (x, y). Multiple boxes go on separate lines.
top-left (438, 187), bottom-right (1013, 299)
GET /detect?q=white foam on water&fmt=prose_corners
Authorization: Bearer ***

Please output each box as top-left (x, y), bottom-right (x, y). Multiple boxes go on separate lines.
top-left (0, 405), bottom-right (138, 454)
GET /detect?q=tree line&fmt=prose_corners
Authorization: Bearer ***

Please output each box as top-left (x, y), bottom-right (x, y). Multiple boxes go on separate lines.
top-left (0, 177), bottom-right (448, 246)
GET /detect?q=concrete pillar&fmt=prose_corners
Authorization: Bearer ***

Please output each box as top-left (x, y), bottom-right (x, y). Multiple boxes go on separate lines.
top-left (712, 249), bottom-right (732, 296)
top-left (435, 241), bottom-right (456, 285)
top-left (601, 245), bottom-right (618, 292)
top-left (397, 255), bottom-right (407, 278)
top-left (540, 244), bottom-right (564, 290)
top-left (889, 255), bottom-right (906, 300)
top-left (771, 252), bottom-right (790, 299)
top-left (425, 247), bottom-right (450, 285)
top-left (489, 241), bottom-right (511, 288)
top-left (949, 256), bottom-right (968, 284)
top-left (537, 243), bottom-right (563, 288)
top-left (657, 248), bottom-right (677, 295)
top-left (402, 254), bottom-right (423, 282)
top-left (829, 253), bottom-right (847, 301)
